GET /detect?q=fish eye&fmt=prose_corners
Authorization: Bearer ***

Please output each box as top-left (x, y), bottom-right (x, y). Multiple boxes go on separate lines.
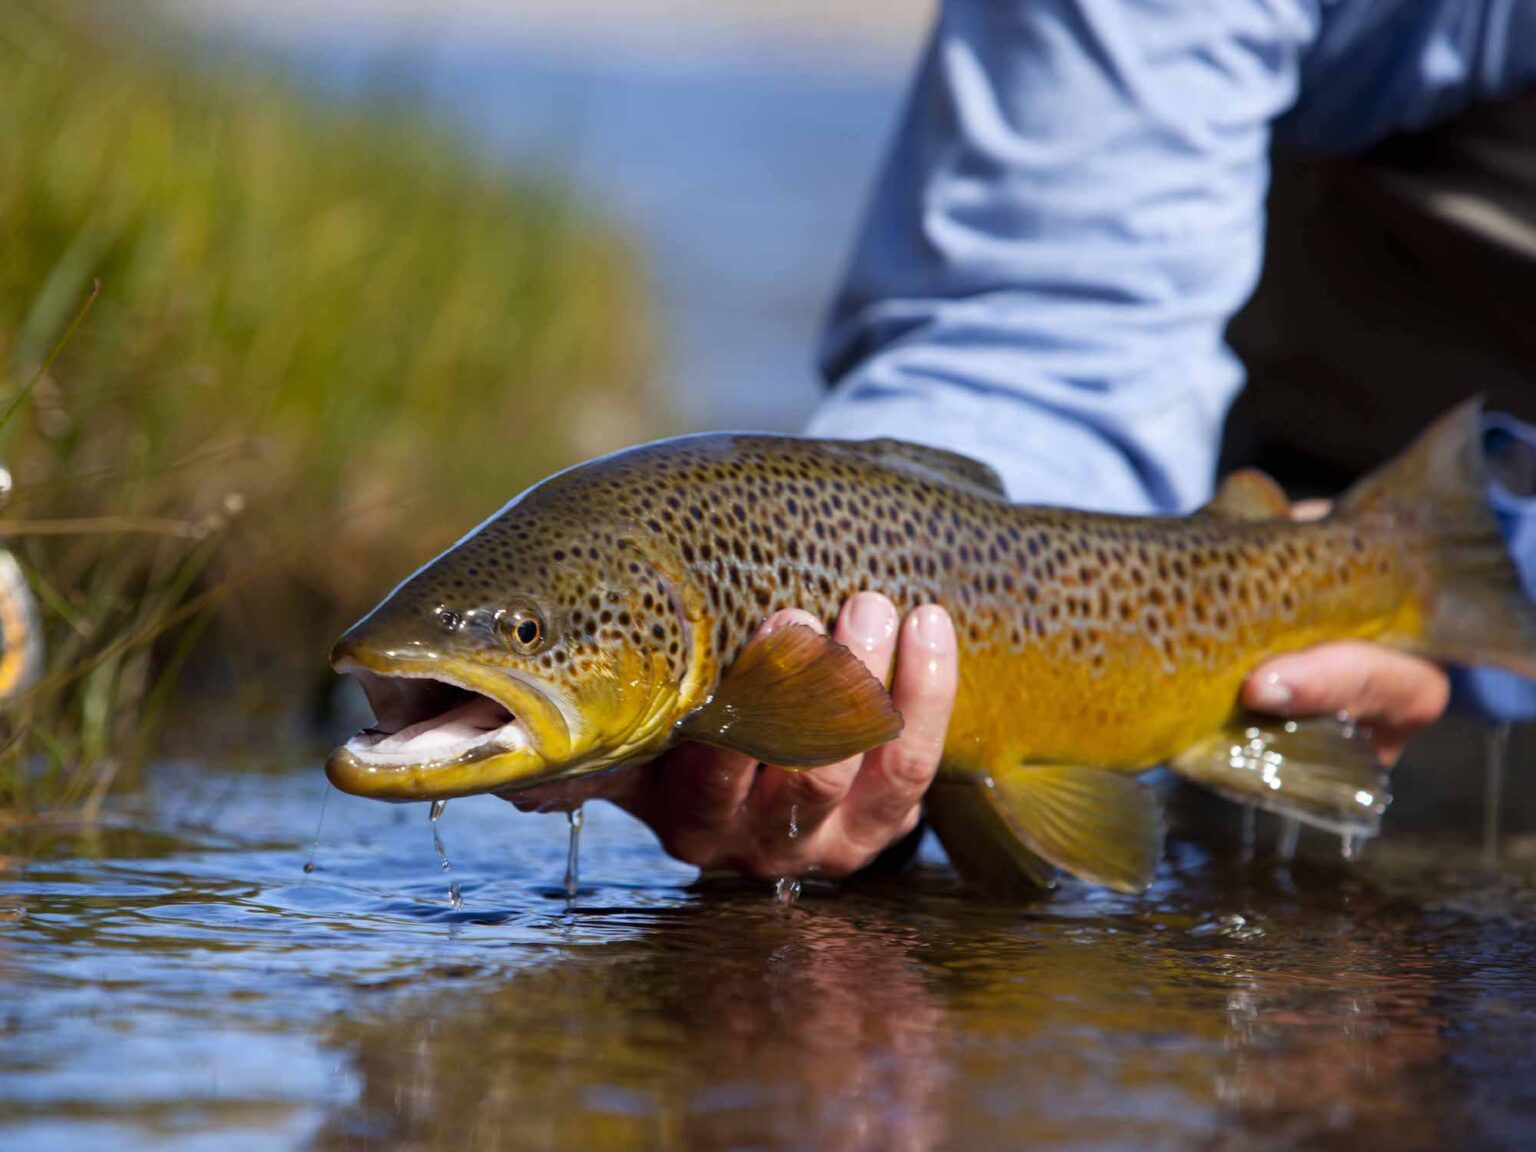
top-left (499, 607), bottom-right (546, 653)
top-left (437, 608), bottom-right (463, 632)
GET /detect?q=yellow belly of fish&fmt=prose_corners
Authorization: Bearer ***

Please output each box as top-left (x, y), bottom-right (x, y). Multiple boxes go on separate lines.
top-left (939, 609), bottom-right (1407, 778)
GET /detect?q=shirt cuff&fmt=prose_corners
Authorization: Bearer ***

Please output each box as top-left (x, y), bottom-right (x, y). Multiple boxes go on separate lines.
top-left (1450, 411), bottom-right (1536, 721)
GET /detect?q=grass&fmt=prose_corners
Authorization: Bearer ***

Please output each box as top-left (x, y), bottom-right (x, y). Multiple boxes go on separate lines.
top-left (0, 2), bottom-right (658, 814)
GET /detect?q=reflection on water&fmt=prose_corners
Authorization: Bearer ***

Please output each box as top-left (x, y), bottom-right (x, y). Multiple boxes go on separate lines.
top-left (5, 760), bottom-right (1536, 1151)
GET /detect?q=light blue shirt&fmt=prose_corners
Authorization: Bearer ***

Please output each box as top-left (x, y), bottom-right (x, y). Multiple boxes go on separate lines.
top-left (808, 0), bottom-right (1536, 718)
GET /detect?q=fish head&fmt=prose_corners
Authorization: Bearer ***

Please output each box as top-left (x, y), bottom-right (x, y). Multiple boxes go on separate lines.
top-left (325, 490), bottom-right (694, 802)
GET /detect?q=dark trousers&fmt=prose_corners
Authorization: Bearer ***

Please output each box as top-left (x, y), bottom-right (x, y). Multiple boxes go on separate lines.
top-left (1224, 92), bottom-right (1536, 491)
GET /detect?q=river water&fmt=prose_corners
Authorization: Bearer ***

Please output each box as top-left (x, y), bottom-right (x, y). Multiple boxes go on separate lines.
top-left (6, 752), bottom-right (1536, 1151)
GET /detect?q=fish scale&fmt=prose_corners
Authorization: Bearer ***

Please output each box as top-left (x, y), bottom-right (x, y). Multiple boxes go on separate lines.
top-left (416, 436), bottom-right (1404, 774)
top-left (327, 400), bottom-right (1536, 895)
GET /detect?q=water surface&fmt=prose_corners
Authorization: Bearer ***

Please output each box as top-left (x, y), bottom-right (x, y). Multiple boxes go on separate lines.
top-left (6, 756), bottom-right (1536, 1150)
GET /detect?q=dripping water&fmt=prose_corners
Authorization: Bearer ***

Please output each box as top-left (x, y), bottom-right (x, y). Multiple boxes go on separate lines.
top-left (302, 785), bottom-right (331, 874)
top-left (787, 803), bottom-right (799, 841)
top-left (1239, 806), bottom-right (1256, 863)
top-left (564, 806), bottom-right (584, 900)
top-left (774, 876), bottom-right (802, 907)
top-left (1277, 816), bottom-right (1300, 863)
top-left (1339, 833), bottom-right (1363, 862)
top-left (429, 800), bottom-right (450, 870)
top-left (429, 800), bottom-right (462, 909)
top-left (1484, 722), bottom-right (1511, 870)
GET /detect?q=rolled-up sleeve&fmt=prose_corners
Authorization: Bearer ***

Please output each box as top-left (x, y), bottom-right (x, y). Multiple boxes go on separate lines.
top-left (808, 0), bottom-right (1321, 513)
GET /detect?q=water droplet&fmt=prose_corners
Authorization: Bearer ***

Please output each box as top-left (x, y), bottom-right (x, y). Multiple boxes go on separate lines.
top-left (1239, 806), bottom-right (1256, 862)
top-left (787, 804), bottom-right (799, 840)
top-left (774, 876), bottom-right (801, 906)
top-left (1340, 832), bottom-right (1364, 861)
top-left (1189, 912), bottom-right (1261, 940)
top-left (564, 806), bottom-right (584, 900)
top-left (1277, 816), bottom-right (1300, 862)
top-left (1485, 722), bottom-right (1511, 870)
top-left (302, 785), bottom-right (331, 875)
top-left (429, 802), bottom-right (458, 906)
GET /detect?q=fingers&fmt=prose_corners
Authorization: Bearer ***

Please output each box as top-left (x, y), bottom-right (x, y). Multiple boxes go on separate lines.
top-left (747, 593), bottom-right (900, 841)
top-left (1243, 640), bottom-right (1450, 764)
top-left (613, 596), bottom-right (957, 881)
top-left (501, 772), bottom-right (634, 814)
top-left (1290, 499), bottom-right (1331, 522)
top-left (616, 609), bottom-right (808, 863)
top-left (836, 605), bottom-right (957, 851)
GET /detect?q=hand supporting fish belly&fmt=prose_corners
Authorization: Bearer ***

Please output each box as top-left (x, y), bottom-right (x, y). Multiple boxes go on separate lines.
top-left (507, 595), bottom-right (960, 881)
top-left (326, 399), bottom-right (1536, 896)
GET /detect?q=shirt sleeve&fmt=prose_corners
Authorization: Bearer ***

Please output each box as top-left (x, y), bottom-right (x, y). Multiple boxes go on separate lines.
top-left (1278, 0), bottom-right (1536, 153)
top-left (807, 0), bottom-right (1321, 513)
top-left (1451, 413), bottom-right (1536, 720)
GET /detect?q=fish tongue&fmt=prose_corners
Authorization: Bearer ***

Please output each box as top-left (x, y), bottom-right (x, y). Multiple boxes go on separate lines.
top-left (373, 696), bottom-right (510, 755)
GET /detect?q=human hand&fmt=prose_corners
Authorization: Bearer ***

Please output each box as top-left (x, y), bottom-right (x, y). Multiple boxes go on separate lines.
top-left (1242, 643), bottom-right (1449, 765)
top-left (1240, 499), bottom-right (1450, 764)
top-left (508, 593), bottom-right (958, 880)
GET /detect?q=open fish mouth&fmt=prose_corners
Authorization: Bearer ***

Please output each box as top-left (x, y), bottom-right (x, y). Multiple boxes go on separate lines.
top-left (340, 668), bottom-right (531, 769)
top-left (325, 654), bottom-right (569, 800)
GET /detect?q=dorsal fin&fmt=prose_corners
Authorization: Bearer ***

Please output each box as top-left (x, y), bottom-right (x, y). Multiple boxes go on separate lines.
top-left (841, 438), bottom-right (1007, 498)
top-left (1201, 468), bottom-right (1290, 521)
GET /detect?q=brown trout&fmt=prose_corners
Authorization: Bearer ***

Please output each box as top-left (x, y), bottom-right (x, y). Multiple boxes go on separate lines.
top-left (326, 399), bottom-right (1536, 893)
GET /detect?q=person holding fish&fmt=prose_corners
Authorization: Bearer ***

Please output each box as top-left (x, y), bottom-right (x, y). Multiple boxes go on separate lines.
top-left (328, 0), bottom-right (1536, 894)
top-left (583, 1), bottom-right (1536, 883)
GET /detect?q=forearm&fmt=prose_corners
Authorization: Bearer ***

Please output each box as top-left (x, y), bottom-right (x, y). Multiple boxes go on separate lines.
top-left (810, 0), bottom-right (1315, 514)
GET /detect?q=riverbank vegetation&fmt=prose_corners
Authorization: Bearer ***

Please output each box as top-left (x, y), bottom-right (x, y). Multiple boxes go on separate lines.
top-left (0, 2), bottom-right (656, 814)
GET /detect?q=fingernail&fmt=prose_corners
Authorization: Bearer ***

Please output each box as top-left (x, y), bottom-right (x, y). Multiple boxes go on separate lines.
top-left (1250, 671), bottom-right (1292, 712)
top-left (911, 605), bottom-right (953, 652)
top-left (846, 593), bottom-right (895, 651)
top-left (760, 609), bottom-right (819, 637)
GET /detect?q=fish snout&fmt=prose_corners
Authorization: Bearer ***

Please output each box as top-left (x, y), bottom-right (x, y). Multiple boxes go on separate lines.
top-left (329, 619), bottom-right (440, 673)
top-left (328, 631), bottom-right (364, 672)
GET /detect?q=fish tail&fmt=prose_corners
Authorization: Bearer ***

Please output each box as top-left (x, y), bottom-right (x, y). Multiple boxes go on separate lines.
top-left (1338, 397), bottom-right (1536, 678)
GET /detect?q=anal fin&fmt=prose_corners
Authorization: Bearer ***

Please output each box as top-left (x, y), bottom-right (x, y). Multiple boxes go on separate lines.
top-left (1168, 713), bottom-right (1390, 839)
top-left (985, 764), bottom-right (1165, 894)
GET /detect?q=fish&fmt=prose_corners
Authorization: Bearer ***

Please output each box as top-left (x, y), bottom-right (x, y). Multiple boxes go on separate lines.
top-left (326, 398), bottom-right (1536, 894)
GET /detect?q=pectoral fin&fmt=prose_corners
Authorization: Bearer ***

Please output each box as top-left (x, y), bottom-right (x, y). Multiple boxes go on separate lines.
top-left (984, 764), bottom-right (1165, 894)
top-left (676, 623), bottom-right (902, 767)
top-left (1167, 713), bottom-right (1390, 838)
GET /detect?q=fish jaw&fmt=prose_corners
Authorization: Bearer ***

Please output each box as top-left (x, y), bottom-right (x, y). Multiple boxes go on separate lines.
top-left (326, 647), bottom-right (576, 801)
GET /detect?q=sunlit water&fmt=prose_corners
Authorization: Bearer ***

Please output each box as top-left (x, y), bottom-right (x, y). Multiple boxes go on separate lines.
top-left (6, 758), bottom-right (1536, 1151)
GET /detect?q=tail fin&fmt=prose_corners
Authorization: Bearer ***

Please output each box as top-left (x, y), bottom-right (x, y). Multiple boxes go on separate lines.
top-left (1338, 397), bottom-right (1536, 678)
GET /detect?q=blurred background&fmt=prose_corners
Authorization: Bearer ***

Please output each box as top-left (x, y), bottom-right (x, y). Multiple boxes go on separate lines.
top-left (0, 0), bottom-right (933, 810)
top-left (10, 8), bottom-right (1536, 1152)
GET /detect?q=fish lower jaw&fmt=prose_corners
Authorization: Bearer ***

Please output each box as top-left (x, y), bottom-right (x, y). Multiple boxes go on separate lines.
top-left (340, 712), bottom-right (531, 770)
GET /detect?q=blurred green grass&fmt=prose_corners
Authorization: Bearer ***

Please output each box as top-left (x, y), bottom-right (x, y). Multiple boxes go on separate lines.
top-left (0, 2), bottom-right (658, 813)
